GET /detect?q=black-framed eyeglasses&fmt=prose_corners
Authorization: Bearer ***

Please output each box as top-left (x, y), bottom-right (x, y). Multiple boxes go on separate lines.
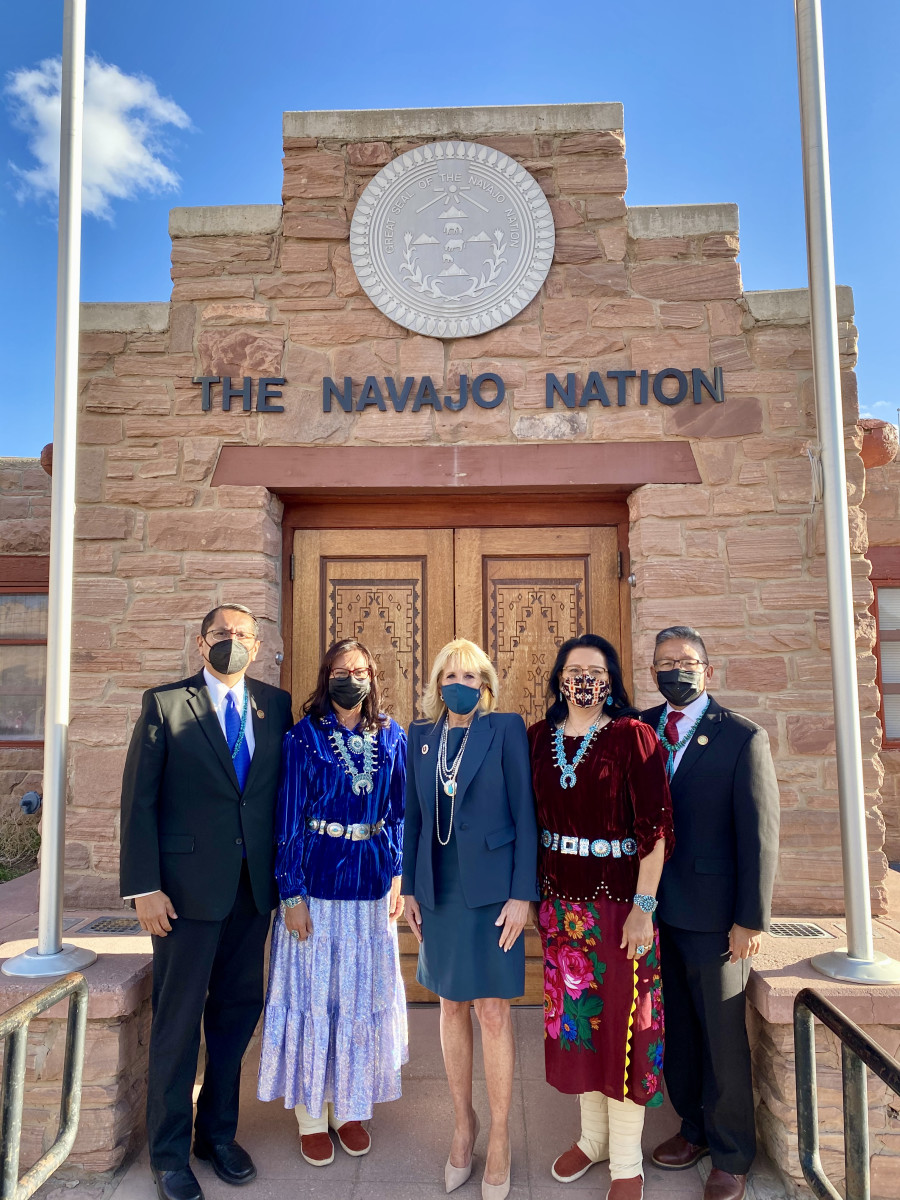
top-left (653, 658), bottom-right (708, 671)
top-left (330, 667), bottom-right (371, 680)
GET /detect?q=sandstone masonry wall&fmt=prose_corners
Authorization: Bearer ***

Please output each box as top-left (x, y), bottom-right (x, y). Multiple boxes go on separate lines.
top-left (62, 106), bottom-right (885, 915)
top-left (0, 457), bottom-right (50, 862)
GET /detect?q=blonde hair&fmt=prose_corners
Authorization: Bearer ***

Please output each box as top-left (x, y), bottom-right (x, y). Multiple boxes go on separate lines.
top-left (421, 638), bottom-right (499, 723)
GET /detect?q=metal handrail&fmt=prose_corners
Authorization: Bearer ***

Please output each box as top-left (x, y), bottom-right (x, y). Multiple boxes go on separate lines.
top-left (794, 986), bottom-right (900, 1200)
top-left (0, 972), bottom-right (88, 1200)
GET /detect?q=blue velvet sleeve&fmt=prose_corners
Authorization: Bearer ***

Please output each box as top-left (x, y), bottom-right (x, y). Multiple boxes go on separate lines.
top-left (385, 723), bottom-right (407, 877)
top-left (275, 725), bottom-right (310, 900)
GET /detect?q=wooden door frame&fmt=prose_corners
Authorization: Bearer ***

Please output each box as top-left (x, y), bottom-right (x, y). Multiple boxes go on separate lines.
top-left (279, 490), bottom-right (633, 699)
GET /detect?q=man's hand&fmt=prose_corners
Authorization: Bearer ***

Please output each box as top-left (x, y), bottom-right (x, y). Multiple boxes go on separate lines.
top-left (388, 876), bottom-right (405, 924)
top-left (135, 891), bottom-right (178, 937)
top-left (495, 898), bottom-right (530, 952)
top-left (283, 899), bottom-right (314, 942)
top-left (728, 924), bottom-right (762, 964)
top-left (404, 895), bottom-right (423, 943)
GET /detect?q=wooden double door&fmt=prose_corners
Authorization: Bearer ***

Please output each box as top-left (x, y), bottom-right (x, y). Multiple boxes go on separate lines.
top-left (290, 521), bottom-right (623, 1001)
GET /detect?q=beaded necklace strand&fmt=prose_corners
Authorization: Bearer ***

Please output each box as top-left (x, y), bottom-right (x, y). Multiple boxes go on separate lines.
top-left (435, 717), bottom-right (474, 846)
top-left (656, 696), bottom-right (711, 779)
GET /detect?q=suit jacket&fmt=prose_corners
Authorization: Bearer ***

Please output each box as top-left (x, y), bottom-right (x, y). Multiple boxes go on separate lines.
top-left (639, 696), bottom-right (780, 934)
top-left (120, 670), bottom-right (293, 920)
top-left (401, 711), bottom-right (539, 910)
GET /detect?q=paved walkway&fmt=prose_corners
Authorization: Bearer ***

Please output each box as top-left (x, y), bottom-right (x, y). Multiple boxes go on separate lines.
top-left (106, 1007), bottom-right (788, 1200)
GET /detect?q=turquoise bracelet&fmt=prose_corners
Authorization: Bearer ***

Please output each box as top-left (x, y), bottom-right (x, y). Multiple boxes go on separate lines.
top-left (281, 895), bottom-right (306, 908)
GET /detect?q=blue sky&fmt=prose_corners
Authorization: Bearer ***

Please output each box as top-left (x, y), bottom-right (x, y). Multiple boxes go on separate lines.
top-left (1, 0), bottom-right (897, 457)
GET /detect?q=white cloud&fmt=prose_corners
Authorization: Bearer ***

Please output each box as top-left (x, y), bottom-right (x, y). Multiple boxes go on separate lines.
top-left (5, 55), bottom-right (190, 220)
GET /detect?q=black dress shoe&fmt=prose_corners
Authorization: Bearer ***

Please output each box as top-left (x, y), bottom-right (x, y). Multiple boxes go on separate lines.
top-left (193, 1139), bottom-right (257, 1185)
top-left (151, 1167), bottom-right (204, 1200)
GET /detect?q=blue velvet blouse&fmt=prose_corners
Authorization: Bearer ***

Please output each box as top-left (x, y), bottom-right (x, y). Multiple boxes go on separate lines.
top-left (275, 712), bottom-right (407, 902)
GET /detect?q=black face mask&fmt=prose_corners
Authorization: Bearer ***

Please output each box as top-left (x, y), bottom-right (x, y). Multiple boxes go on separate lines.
top-left (656, 668), bottom-right (706, 708)
top-left (329, 675), bottom-right (371, 710)
top-left (207, 638), bottom-right (250, 676)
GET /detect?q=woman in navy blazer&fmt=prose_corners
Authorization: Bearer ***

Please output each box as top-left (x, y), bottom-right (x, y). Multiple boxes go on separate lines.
top-left (402, 639), bottom-right (538, 1200)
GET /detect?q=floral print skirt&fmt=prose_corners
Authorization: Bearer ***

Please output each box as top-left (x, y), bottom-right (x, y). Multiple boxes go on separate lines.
top-left (538, 895), bottom-right (664, 1107)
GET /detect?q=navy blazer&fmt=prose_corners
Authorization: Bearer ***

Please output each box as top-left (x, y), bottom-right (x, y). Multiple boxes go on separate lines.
top-left (401, 711), bottom-right (539, 910)
top-left (640, 696), bottom-right (780, 934)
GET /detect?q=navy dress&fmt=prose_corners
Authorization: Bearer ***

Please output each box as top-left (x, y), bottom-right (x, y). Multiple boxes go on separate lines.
top-left (403, 713), bottom-right (538, 1002)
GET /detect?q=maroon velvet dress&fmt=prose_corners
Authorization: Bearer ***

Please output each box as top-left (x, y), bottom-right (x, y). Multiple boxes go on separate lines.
top-left (528, 716), bottom-right (674, 1106)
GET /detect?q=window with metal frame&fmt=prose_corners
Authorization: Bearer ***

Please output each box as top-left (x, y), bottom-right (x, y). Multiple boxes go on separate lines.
top-left (0, 591), bottom-right (48, 744)
top-left (874, 583), bottom-right (900, 748)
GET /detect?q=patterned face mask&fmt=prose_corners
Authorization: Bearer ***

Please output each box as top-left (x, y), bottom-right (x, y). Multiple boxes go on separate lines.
top-left (561, 674), bottom-right (610, 708)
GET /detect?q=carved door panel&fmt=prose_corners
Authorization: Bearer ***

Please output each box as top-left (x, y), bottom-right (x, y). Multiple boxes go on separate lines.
top-left (292, 529), bottom-right (454, 730)
top-left (454, 527), bottom-right (620, 726)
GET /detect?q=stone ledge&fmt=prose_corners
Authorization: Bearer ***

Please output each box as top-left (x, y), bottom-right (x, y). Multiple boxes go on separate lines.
top-left (168, 205), bottom-right (283, 238)
top-left (80, 303), bottom-right (169, 333)
top-left (747, 913), bottom-right (900, 1025)
top-left (745, 285), bottom-right (855, 324)
top-left (284, 103), bottom-right (625, 141)
top-left (627, 203), bottom-right (739, 239)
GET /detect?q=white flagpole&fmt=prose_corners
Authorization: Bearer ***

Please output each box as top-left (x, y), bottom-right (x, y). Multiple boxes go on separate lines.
top-left (3, 0), bottom-right (96, 978)
top-left (794, 0), bottom-right (900, 983)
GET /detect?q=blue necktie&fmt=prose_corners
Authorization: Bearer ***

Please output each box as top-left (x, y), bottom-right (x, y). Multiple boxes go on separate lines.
top-left (224, 690), bottom-right (251, 791)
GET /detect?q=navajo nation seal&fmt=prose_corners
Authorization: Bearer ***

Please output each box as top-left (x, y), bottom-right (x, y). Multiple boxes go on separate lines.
top-left (350, 141), bottom-right (555, 339)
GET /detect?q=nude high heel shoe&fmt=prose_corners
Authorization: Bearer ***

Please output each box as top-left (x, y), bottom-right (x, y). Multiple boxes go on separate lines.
top-left (481, 1160), bottom-right (511, 1200)
top-left (444, 1114), bottom-right (480, 1194)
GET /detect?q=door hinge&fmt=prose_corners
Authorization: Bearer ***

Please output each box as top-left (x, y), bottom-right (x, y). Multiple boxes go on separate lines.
top-left (617, 550), bottom-right (623, 580)
top-left (289, 553), bottom-right (295, 581)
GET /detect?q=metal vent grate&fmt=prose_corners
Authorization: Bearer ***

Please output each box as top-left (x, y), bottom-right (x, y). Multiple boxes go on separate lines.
top-left (769, 921), bottom-right (833, 939)
top-left (82, 917), bottom-right (143, 934)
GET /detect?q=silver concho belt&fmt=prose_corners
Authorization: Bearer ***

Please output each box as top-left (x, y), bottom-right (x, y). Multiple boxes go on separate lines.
top-left (307, 818), bottom-right (385, 841)
top-left (540, 829), bottom-right (638, 859)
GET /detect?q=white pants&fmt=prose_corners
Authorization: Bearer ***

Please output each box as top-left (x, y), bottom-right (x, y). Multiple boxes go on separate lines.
top-left (294, 1101), bottom-right (348, 1135)
top-left (577, 1091), bottom-right (645, 1180)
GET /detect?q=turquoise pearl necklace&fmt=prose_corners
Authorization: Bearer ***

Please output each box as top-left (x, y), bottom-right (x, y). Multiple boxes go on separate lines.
top-left (230, 687), bottom-right (249, 762)
top-left (656, 696), bottom-right (710, 779)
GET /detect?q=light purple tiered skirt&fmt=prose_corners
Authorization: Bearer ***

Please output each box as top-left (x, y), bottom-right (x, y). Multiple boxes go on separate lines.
top-left (257, 895), bottom-right (408, 1121)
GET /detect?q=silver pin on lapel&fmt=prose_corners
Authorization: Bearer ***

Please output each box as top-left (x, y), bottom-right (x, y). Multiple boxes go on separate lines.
top-left (422, 743), bottom-right (429, 755)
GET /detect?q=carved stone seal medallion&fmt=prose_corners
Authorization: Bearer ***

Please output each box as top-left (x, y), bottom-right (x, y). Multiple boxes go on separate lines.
top-left (350, 141), bottom-right (555, 339)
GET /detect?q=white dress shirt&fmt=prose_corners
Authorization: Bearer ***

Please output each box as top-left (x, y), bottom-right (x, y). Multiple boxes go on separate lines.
top-left (664, 690), bottom-right (710, 775)
top-left (126, 669), bottom-right (255, 900)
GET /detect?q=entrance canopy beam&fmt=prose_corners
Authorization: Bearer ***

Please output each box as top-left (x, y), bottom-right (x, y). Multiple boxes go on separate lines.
top-left (212, 443), bottom-right (700, 496)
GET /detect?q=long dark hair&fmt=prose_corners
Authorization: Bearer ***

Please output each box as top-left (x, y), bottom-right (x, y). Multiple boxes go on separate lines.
top-left (303, 638), bottom-right (386, 730)
top-left (546, 633), bottom-right (637, 726)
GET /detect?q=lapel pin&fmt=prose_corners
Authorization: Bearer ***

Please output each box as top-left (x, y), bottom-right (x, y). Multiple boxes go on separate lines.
top-left (422, 744), bottom-right (430, 755)
top-left (697, 734), bottom-right (709, 746)
top-left (257, 710), bottom-right (265, 719)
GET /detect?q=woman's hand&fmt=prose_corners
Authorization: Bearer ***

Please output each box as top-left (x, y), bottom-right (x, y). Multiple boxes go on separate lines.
top-left (404, 895), bottom-right (423, 943)
top-left (283, 898), bottom-right (314, 942)
top-left (495, 898), bottom-right (530, 951)
top-left (388, 876), bottom-right (404, 924)
top-left (621, 904), bottom-right (654, 960)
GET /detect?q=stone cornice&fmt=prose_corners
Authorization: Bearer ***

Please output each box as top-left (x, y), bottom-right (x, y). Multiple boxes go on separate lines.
top-left (746, 286), bottom-right (855, 323)
top-left (79, 302), bottom-right (169, 332)
top-left (168, 205), bottom-right (282, 238)
top-left (284, 103), bottom-right (624, 140)
top-left (627, 203), bottom-right (739, 239)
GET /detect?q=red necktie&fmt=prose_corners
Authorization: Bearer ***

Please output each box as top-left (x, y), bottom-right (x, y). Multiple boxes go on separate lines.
top-left (664, 710), bottom-right (682, 745)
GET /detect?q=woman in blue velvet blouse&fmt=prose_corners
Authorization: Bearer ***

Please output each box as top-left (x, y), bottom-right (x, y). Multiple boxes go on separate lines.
top-left (257, 638), bottom-right (408, 1167)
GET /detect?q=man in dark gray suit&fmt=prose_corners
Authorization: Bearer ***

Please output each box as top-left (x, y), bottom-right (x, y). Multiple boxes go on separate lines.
top-left (121, 604), bottom-right (292, 1200)
top-left (640, 626), bottom-right (779, 1200)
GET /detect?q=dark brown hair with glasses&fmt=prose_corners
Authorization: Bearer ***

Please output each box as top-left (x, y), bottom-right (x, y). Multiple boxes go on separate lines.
top-left (302, 637), bottom-right (386, 730)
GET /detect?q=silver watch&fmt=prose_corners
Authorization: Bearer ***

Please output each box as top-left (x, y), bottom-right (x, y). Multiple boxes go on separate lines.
top-left (633, 893), bottom-right (658, 913)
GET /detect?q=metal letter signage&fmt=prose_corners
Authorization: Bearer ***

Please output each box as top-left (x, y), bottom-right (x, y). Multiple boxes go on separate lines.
top-left (350, 141), bottom-right (555, 339)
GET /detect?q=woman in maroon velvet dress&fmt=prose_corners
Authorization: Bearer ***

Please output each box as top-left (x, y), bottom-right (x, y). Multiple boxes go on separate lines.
top-left (528, 634), bottom-right (673, 1200)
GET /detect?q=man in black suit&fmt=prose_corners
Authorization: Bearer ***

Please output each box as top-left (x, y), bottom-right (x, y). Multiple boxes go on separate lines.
top-left (640, 625), bottom-right (779, 1200)
top-left (120, 603), bottom-right (293, 1200)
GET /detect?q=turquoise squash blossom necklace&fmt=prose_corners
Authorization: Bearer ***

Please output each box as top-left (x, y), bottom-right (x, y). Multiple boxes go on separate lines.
top-left (552, 720), bottom-right (602, 789)
top-left (656, 696), bottom-right (710, 779)
top-left (330, 722), bottom-right (379, 794)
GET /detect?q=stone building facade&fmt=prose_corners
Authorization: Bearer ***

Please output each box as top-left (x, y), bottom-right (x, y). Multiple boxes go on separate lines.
top-left (61, 102), bottom-right (884, 917)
